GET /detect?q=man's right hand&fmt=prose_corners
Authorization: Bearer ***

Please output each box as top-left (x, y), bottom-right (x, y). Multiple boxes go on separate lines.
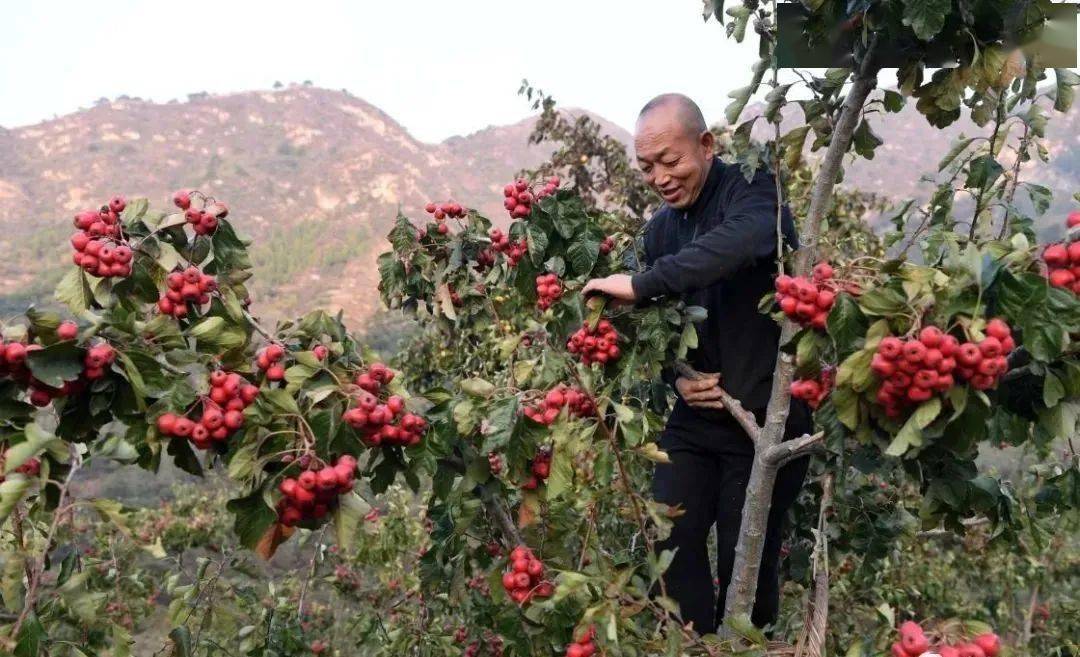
top-left (675, 375), bottom-right (726, 410)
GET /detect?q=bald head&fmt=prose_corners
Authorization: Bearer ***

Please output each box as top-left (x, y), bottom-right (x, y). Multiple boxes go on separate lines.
top-left (636, 93), bottom-right (707, 138)
top-left (634, 94), bottom-right (714, 209)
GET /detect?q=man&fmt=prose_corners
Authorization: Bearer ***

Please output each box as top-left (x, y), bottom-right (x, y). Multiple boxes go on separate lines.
top-left (583, 94), bottom-right (811, 634)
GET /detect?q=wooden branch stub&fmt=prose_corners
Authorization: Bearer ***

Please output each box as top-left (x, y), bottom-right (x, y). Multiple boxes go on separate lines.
top-left (763, 431), bottom-right (825, 467)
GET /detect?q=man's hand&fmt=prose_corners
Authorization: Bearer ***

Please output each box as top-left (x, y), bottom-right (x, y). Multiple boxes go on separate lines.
top-left (675, 374), bottom-right (725, 410)
top-left (582, 274), bottom-right (636, 302)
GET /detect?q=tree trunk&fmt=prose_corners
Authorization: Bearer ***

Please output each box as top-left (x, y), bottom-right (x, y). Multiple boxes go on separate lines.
top-left (721, 68), bottom-right (880, 623)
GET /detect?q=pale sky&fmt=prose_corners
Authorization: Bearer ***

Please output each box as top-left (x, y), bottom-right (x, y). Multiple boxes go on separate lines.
top-left (0, 0), bottom-right (768, 143)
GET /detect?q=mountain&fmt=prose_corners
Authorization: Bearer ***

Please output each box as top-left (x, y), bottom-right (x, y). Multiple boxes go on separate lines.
top-left (1, 84), bottom-right (1077, 328)
top-left (743, 87), bottom-right (1080, 237)
top-left (0, 85), bottom-right (630, 324)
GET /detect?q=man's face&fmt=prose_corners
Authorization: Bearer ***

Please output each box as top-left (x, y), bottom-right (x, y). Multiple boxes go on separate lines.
top-left (634, 106), bottom-right (713, 210)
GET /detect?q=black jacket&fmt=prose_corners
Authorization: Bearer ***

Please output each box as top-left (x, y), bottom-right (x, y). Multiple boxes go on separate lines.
top-left (631, 157), bottom-right (811, 455)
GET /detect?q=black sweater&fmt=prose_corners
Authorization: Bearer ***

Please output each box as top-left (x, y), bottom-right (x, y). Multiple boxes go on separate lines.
top-left (630, 157), bottom-right (811, 455)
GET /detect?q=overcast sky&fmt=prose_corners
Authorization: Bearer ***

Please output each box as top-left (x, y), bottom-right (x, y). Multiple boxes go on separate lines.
top-left (1, 0), bottom-right (771, 142)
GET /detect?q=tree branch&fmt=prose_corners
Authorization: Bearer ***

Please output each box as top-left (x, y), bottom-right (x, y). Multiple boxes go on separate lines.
top-left (763, 431), bottom-right (825, 467)
top-left (673, 361), bottom-right (762, 443)
top-left (726, 47), bottom-right (883, 624)
top-left (479, 484), bottom-right (522, 547)
top-left (10, 445), bottom-right (82, 640)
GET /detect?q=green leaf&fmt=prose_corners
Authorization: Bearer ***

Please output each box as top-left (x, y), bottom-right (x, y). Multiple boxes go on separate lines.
top-left (832, 385), bottom-right (859, 430)
top-left (902, 0), bottom-right (950, 41)
top-left (886, 397), bottom-right (941, 456)
top-left (965, 154), bottom-right (1004, 190)
top-left (334, 492), bottom-right (370, 553)
top-left (882, 89), bottom-right (904, 112)
top-left (226, 490), bottom-right (277, 551)
top-left (703, 0), bottom-right (723, 22)
top-left (0, 476), bottom-right (34, 526)
top-left (25, 342), bottom-right (84, 388)
top-left (480, 397), bottom-right (519, 454)
top-left (114, 351), bottom-right (148, 409)
top-left (857, 288), bottom-right (907, 316)
top-left (725, 613), bottom-right (767, 645)
top-left (459, 378), bottom-right (495, 399)
top-left (565, 234), bottom-right (600, 277)
top-left (826, 294), bottom-right (866, 354)
top-left (14, 610), bottom-right (45, 657)
top-left (852, 120), bottom-right (883, 159)
top-left (525, 222), bottom-right (549, 267)
top-left (168, 626), bottom-right (193, 657)
top-left (187, 316), bottom-right (224, 340)
top-left (938, 136), bottom-right (976, 172)
top-left (1054, 68), bottom-right (1080, 112)
top-left (260, 388), bottom-right (300, 415)
top-left (6, 423), bottom-right (60, 474)
top-left (54, 268), bottom-right (93, 314)
top-left (1044, 372), bottom-right (1066, 408)
top-left (1024, 183), bottom-right (1053, 216)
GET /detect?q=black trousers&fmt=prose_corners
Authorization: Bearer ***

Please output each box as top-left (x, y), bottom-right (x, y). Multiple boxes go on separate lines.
top-left (652, 433), bottom-right (809, 634)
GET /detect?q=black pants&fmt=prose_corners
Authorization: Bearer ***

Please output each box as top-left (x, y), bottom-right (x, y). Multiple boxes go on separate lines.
top-left (652, 434), bottom-right (809, 634)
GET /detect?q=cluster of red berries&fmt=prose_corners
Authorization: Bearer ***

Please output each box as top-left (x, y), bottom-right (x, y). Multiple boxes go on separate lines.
top-left (276, 455), bottom-right (358, 526)
top-left (790, 367), bottom-right (834, 410)
top-left (174, 189), bottom-right (228, 236)
top-left (424, 200), bottom-right (466, 235)
top-left (891, 620), bottom-right (999, 657)
top-left (503, 177), bottom-right (559, 218)
top-left (83, 342), bottom-right (117, 380)
top-left (256, 343), bottom-right (287, 382)
top-left (521, 447), bottom-right (551, 490)
top-left (458, 630), bottom-right (504, 657)
top-left (500, 545), bottom-right (554, 604)
top-left (566, 319), bottom-right (621, 365)
top-left (564, 626), bottom-right (597, 657)
top-left (487, 451), bottom-right (503, 474)
top-left (774, 262), bottom-right (837, 330)
top-left (534, 176), bottom-right (561, 200)
top-left (308, 640), bottom-right (329, 655)
top-left (0, 450), bottom-right (40, 484)
top-left (158, 266), bottom-right (217, 318)
top-left (476, 228), bottom-right (528, 269)
top-left (872, 321), bottom-right (1014, 417)
top-left (599, 236), bottom-right (615, 255)
top-left (343, 363), bottom-right (427, 447)
top-left (534, 273), bottom-right (564, 310)
top-left (2, 332), bottom-right (104, 407)
top-left (156, 371), bottom-right (258, 449)
top-left (70, 196), bottom-right (133, 279)
top-left (523, 384), bottom-right (596, 425)
top-left (1043, 240), bottom-right (1080, 295)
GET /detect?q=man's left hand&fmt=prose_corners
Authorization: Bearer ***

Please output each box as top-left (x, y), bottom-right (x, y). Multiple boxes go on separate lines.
top-left (582, 274), bottom-right (636, 302)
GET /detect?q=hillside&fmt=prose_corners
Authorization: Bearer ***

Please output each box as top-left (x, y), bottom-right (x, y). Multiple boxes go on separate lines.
top-left (1, 83), bottom-right (1077, 326)
top-left (0, 86), bottom-right (629, 323)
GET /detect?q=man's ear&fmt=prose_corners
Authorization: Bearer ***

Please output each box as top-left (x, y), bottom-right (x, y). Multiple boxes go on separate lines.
top-left (699, 129), bottom-right (715, 155)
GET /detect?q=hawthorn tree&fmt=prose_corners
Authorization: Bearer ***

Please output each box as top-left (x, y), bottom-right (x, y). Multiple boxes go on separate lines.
top-left (700, 0), bottom-right (1080, 633)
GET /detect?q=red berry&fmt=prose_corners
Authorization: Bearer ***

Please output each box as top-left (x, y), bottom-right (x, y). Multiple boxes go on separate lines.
top-left (173, 189), bottom-right (191, 210)
top-left (224, 410), bottom-right (244, 430)
top-left (812, 262), bottom-right (834, 281)
top-left (57, 321), bottom-right (78, 341)
top-left (918, 326), bottom-right (943, 348)
top-left (902, 341), bottom-right (927, 363)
